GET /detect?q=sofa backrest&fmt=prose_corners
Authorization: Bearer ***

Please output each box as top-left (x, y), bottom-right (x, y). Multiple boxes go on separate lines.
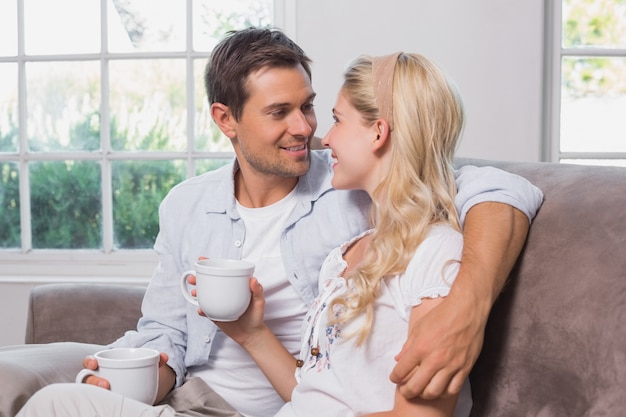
top-left (25, 283), bottom-right (146, 345)
top-left (458, 159), bottom-right (626, 416)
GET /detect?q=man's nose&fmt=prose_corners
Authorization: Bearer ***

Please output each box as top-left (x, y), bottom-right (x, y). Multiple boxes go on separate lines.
top-left (288, 111), bottom-right (314, 137)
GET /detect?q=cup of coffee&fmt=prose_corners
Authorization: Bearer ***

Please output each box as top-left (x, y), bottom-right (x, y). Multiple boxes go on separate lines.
top-left (75, 347), bottom-right (160, 404)
top-left (180, 258), bottom-right (255, 321)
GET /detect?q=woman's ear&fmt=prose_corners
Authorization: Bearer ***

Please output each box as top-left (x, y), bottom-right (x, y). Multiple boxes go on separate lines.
top-left (372, 119), bottom-right (391, 152)
top-left (210, 103), bottom-right (237, 139)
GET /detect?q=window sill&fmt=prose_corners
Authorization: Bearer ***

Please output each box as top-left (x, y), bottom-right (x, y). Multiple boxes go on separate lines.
top-left (0, 250), bottom-right (157, 284)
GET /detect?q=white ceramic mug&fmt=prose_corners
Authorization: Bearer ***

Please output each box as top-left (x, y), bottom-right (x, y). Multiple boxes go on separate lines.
top-left (180, 258), bottom-right (255, 321)
top-left (75, 347), bottom-right (160, 404)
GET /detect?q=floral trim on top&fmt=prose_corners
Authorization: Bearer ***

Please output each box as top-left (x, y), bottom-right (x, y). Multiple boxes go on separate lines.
top-left (296, 229), bottom-right (374, 378)
top-left (301, 278), bottom-right (345, 373)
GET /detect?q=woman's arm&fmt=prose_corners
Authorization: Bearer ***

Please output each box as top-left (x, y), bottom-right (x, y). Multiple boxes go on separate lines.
top-left (365, 298), bottom-right (460, 417)
top-left (213, 278), bottom-right (298, 401)
top-left (390, 202), bottom-right (530, 399)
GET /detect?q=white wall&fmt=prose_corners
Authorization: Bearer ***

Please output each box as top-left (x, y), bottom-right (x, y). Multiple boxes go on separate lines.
top-left (0, 0), bottom-right (546, 346)
top-left (292, 0), bottom-right (545, 162)
top-left (1, 283), bottom-right (35, 346)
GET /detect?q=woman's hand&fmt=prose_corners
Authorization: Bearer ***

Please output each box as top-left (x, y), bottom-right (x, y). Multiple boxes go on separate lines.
top-left (211, 278), bottom-right (268, 348)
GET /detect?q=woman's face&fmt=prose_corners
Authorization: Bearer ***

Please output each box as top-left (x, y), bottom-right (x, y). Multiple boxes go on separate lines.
top-left (321, 90), bottom-right (378, 192)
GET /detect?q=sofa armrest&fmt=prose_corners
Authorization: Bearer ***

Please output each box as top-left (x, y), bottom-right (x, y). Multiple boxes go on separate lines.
top-left (0, 284), bottom-right (145, 416)
top-left (0, 342), bottom-right (103, 417)
top-left (25, 283), bottom-right (146, 345)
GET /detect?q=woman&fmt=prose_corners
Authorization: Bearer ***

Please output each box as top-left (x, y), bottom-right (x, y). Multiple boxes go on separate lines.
top-left (214, 52), bottom-right (472, 417)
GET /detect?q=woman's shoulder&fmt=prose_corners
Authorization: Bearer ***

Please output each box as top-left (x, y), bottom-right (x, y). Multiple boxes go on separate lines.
top-left (403, 224), bottom-right (463, 281)
top-left (416, 224), bottom-right (463, 247)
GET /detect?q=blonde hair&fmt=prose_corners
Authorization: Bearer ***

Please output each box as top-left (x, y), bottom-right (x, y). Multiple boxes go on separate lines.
top-left (331, 53), bottom-right (464, 345)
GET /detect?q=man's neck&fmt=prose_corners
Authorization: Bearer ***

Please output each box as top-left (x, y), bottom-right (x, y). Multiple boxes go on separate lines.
top-left (234, 168), bottom-right (298, 208)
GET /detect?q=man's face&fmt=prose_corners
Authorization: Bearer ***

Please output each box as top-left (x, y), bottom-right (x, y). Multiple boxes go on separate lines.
top-left (231, 64), bottom-right (317, 179)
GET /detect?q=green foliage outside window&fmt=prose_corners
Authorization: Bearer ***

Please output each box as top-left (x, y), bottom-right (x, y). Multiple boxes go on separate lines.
top-left (0, 162), bottom-right (20, 248)
top-left (562, 0), bottom-right (626, 97)
top-left (0, 105), bottom-right (211, 249)
top-left (112, 160), bottom-right (185, 249)
top-left (0, 116), bottom-right (20, 247)
top-left (30, 161), bottom-right (102, 249)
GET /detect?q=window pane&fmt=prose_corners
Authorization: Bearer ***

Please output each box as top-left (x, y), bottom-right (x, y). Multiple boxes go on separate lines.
top-left (193, 59), bottom-right (232, 152)
top-left (30, 161), bottom-right (102, 249)
top-left (109, 59), bottom-right (186, 151)
top-left (3, 0), bottom-right (274, 260)
top-left (561, 57), bottom-right (626, 152)
top-left (25, 0), bottom-right (100, 55)
top-left (108, 0), bottom-right (186, 53)
top-left (112, 160), bottom-right (186, 249)
top-left (26, 61), bottom-right (101, 152)
top-left (195, 158), bottom-right (232, 176)
top-left (0, 162), bottom-right (20, 248)
top-left (0, 63), bottom-right (18, 153)
top-left (193, 0), bottom-right (272, 52)
top-left (563, 0), bottom-right (626, 48)
top-left (0, 1), bottom-right (17, 56)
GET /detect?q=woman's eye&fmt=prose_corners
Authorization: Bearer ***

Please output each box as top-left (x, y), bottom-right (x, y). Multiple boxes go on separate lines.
top-left (332, 115), bottom-right (339, 123)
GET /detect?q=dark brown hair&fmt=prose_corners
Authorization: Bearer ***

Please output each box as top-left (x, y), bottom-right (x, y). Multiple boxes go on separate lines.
top-left (204, 27), bottom-right (312, 121)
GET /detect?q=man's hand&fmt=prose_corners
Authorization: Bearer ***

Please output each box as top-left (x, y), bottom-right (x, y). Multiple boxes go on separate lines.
top-left (80, 352), bottom-right (170, 391)
top-left (80, 355), bottom-right (111, 389)
top-left (390, 284), bottom-right (487, 399)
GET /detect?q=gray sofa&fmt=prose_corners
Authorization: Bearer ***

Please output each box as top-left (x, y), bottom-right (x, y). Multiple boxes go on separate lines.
top-left (1, 159), bottom-right (625, 417)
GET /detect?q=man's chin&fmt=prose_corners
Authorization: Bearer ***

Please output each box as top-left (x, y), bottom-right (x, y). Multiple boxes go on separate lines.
top-left (281, 159), bottom-right (311, 178)
top-left (291, 163), bottom-right (311, 178)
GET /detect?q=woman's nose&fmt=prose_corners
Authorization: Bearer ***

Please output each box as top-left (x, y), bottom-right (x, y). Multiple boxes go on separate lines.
top-left (320, 132), bottom-right (330, 147)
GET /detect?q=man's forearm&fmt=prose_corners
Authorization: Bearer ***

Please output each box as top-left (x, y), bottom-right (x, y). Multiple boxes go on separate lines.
top-left (453, 201), bottom-right (529, 308)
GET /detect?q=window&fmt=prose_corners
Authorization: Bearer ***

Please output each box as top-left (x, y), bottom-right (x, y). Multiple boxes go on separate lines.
top-left (548, 0), bottom-right (626, 166)
top-left (0, 0), bottom-right (279, 280)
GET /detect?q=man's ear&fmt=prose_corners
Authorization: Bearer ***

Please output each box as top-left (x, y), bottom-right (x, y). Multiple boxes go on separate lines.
top-left (372, 119), bottom-right (391, 152)
top-left (210, 103), bottom-right (237, 139)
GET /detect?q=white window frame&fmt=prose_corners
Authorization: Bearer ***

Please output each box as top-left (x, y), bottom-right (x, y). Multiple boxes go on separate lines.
top-left (0, 0), bottom-right (296, 283)
top-left (546, 0), bottom-right (626, 163)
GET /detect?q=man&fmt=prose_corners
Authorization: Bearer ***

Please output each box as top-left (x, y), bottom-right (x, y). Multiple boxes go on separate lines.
top-left (17, 27), bottom-right (542, 417)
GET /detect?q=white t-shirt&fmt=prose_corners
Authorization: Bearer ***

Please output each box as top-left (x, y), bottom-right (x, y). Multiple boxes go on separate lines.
top-left (276, 225), bottom-right (472, 417)
top-left (190, 189), bottom-right (308, 417)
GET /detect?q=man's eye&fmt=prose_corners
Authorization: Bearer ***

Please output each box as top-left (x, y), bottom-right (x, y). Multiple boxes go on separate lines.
top-left (271, 110), bottom-right (286, 117)
top-left (303, 103), bottom-right (315, 112)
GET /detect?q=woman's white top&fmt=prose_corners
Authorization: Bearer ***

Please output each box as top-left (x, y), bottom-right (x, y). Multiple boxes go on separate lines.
top-left (275, 225), bottom-right (472, 417)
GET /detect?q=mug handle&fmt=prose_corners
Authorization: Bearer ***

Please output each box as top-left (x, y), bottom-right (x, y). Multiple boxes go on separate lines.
top-left (180, 270), bottom-right (199, 307)
top-left (76, 368), bottom-right (98, 384)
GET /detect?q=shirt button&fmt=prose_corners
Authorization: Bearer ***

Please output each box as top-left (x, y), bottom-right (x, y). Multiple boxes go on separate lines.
top-left (203, 336), bottom-right (211, 343)
top-left (234, 240), bottom-right (242, 247)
